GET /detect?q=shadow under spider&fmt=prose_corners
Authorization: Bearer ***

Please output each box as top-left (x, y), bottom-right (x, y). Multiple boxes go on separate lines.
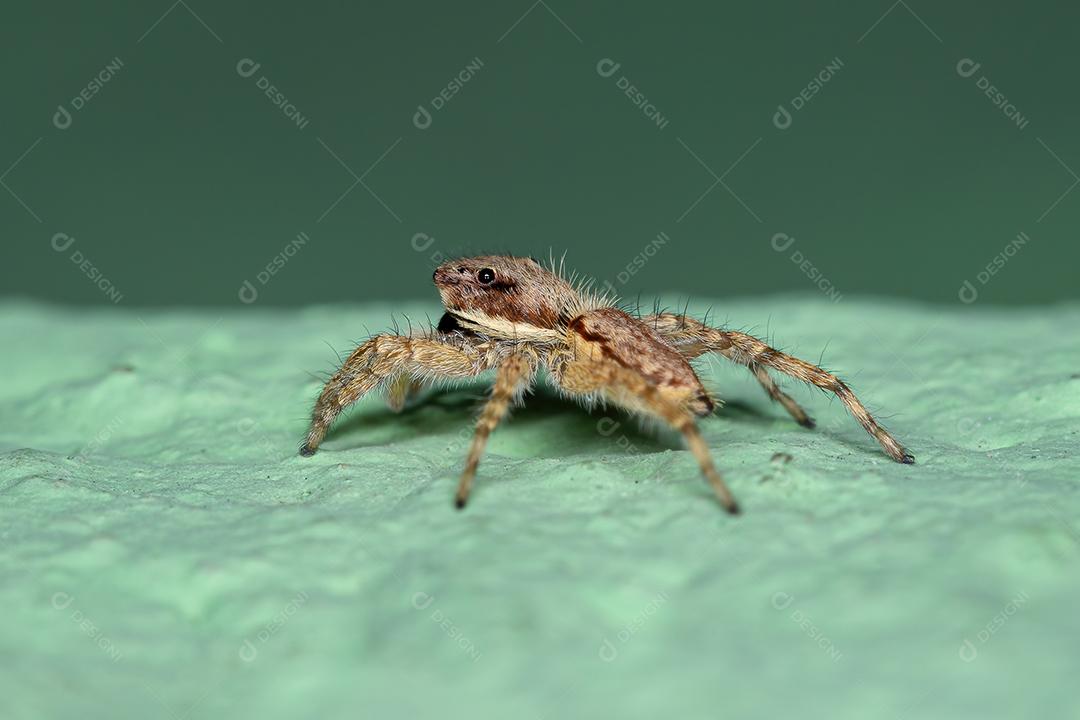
top-left (320, 382), bottom-right (784, 459)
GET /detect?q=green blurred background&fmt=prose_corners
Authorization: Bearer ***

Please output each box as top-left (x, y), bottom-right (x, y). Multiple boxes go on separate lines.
top-left (2, 1), bottom-right (1076, 307)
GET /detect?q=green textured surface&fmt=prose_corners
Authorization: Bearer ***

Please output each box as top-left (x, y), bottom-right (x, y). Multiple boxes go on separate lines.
top-left (1, 298), bottom-right (1077, 719)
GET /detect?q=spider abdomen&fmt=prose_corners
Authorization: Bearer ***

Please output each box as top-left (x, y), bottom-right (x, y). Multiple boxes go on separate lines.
top-left (565, 308), bottom-right (714, 416)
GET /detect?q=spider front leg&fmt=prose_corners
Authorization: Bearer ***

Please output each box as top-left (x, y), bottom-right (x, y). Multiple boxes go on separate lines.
top-left (553, 354), bottom-right (740, 514)
top-left (646, 313), bottom-right (913, 463)
top-left (301, 334), bottom-right (491, 455)
top-left (454, 353), bottom-right (535, 509)
top-left (385, 375), bottom-right (426, 412)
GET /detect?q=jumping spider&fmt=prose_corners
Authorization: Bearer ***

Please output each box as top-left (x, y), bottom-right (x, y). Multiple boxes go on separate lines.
top-left (300, 255), bottom-right (913, 514)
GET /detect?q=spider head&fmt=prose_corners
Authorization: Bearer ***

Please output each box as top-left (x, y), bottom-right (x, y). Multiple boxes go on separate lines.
top-left (433, 255), bottom-right (571, 335)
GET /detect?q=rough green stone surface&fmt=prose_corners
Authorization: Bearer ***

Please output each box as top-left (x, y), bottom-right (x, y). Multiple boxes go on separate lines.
top-left (1, 298), bottom-right (1077, 719)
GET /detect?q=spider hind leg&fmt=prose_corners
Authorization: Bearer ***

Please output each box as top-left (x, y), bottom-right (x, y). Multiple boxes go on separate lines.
top-left (552, 352), bottom-right (740, 514)
top-left (645, 313), bottom-right (912, 463)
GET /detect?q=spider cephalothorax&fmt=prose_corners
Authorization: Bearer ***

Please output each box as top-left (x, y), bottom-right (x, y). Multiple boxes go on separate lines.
top-left (433, 255), bottom-right (578, 337)
top-left (301, 254), bottom-right (913, 514)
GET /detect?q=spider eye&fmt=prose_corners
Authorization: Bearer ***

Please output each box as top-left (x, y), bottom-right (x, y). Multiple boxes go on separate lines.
top-left (477, 268), bottom-right (496, 285)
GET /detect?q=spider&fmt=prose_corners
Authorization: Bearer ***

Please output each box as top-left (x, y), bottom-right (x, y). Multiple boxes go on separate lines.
top-left (299, 255), bottom-right (913, 514)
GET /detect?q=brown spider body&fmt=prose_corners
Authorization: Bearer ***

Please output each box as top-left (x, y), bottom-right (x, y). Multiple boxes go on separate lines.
top-left (564, 308), bottom-right (715, 417)
top-left (300, 255), bottom-right (913, 514)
